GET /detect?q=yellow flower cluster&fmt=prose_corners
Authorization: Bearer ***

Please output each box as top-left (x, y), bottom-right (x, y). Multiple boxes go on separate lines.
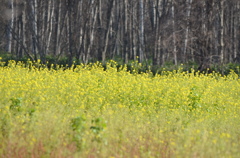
top-left (0, 60), bottom-right (240, 157)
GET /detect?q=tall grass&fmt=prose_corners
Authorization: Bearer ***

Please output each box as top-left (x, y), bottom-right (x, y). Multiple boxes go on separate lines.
top-left (0, 60), bottom-right (240, 157)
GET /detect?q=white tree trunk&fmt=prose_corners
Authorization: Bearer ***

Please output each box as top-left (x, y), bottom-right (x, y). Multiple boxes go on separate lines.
top-left (183, 0), bottom-right (192, 62)
top-left (172, 0), bottom-right (177, 65)
top-left (46, 0), bottom-right (54, 56)
top-left (55, 1), bottom-right (62, 56)
top-left (233, 2), bottom-right (239, 59)
top-left (102, 0), bottom-right (114, 62)
top-left (220, 0), bottom-right (225, 63)
top-left (139, 0), bottom-right (144, 63)
top-left (85, 0), bottom-right (98, 64)
top-left (31, 0), bottom-right (38, 59)
top-left (6, 0), bottom-right (14, 52)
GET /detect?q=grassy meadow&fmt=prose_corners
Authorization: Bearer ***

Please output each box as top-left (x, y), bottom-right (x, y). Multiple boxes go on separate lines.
top-left (0, 60), bottom-right (240, 157)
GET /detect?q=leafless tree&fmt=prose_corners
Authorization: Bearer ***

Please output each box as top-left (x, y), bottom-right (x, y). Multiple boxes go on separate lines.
top-left (0, 0), bottom-right (239, 66)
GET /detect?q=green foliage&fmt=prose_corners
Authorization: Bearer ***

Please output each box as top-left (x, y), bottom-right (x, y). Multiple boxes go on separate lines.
top-left (2, 53), bottom-right (240, 76)
top-left (71, 116), bottom-right (86, 132)
top-left (187, 86), bottom-right (202, 110)
top-left (10, 98), bottom-right (22, 111)
top-left (71, 116), bottom-right (86, 150)
top-left (90, 117), bottom-right (107, 142)
top-left (0, 51), bottom-right (14, 61)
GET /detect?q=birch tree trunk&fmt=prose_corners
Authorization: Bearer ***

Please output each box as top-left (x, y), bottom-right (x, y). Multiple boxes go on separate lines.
top-left (233, 2), bottom-right (239, 60)
top-left (67, 0), bottom-right (73, 65)
top-left (102, 0), bottom-right (114, 62)
top-left (183, 0), bottom-right (192, 62)
top-left (0, 0), bottom-right (240, 66)
top-left (85, 0), bottom-right (98, 64)
top-left (21, 1), bottom-right (34, 61)
top-left (153, 0), bottom-right (161, 66)
top-left (220, 0), bottom-right (225, 64)
top-left (123, 0), bottom-right (128, 63)
top-left (31, 0), bottom-right (38, 60)
top-left (148, 0), bottom-right (156, 30)
top-left (46, 0), bottom-right (54, 59)
top-left (132, 2), bottom-right (137, 61)
top-left (171, 0), bottom-right (177, 65)
top-left (54, 1), bottom-right (68, 59)
top-left (6, 0), bottom-right (14, 53)
top-left (139, 0), bottom-right (145, 63)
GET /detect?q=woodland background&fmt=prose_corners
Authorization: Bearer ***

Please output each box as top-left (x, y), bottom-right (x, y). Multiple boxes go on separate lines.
top-left (0, 0), bottom-right (240, 70)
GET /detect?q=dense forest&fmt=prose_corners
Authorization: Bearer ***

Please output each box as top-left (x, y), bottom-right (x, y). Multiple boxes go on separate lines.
top-left (0, 0), bottom-right (240, 69)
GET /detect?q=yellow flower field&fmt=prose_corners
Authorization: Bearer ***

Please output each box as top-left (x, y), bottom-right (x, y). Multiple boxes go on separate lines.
top-left (0, 60), bottom-right (240, 157)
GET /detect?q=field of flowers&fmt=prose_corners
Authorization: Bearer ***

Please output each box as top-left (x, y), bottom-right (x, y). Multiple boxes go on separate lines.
top-left (0, 60), bottom-right (240, 157)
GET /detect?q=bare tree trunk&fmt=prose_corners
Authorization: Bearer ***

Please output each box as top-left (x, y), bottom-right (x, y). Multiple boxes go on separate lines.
top-left (153, 0), bottom-right (161, 66)
top-left (148, 0), bottom-right (156, 30)
top-left (1, 0), bottom-right (240, 67)
top-left (220, 0), bottom-right (225, 64)
top-left (111, 0), bottom-right (120, 58)
top-left (139, 0), bottom-right (145, 63)
top-left (229, 4), bottom-right (234, 63)
top-left (171, 0), bottom-right (177, 65)
top-left (31, 0), bottom-right (38, 60)
top-left (75, 1), bottom-right (86, 62)
top-left (54, 1), bottom-right (62, 56)
top-left (85, 0), bottom-right (98, 64)
top-left (21, 1), bottom-right (34, 60)
top-left (102, 0), bottom-right (114, 62)
top-left (233, 2), bottom-right (239, 60)
top-left (123, 0), bottom-right (128, 63)
top-left (6, 0), bottom-right (14, 53)
top-left (183, 0), bottom-right (192, 62)
top-left (129, 0), bottom-right (137, 61)
top-left (67, 0), bottom-right (73, 65)
top-left (17, 15), bottom-right (23, 58)
top-left (46, 0), bottom-right (54, 59)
